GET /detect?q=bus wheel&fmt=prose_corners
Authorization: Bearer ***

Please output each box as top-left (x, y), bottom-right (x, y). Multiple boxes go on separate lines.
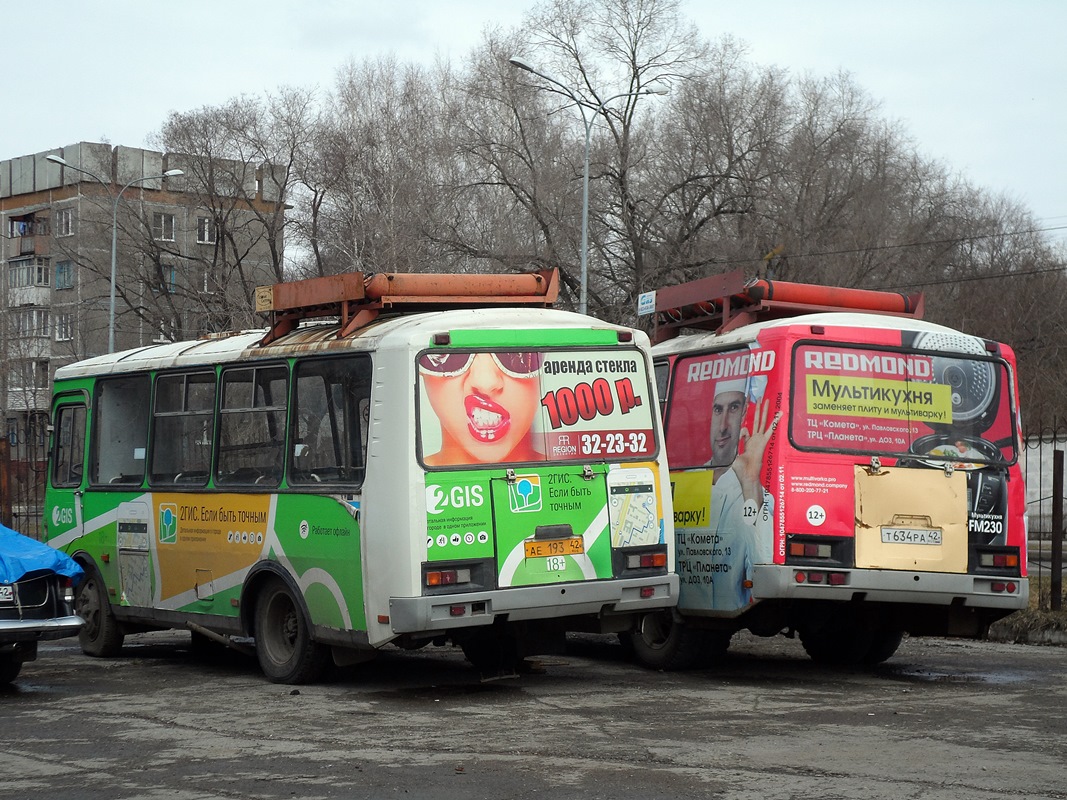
top-left (254, 579), bottom-right (329, 685)
top-left (798, 619), bottom-right (872, 666)
top-left (628, 611), bottom-right (704, 670)
top-left (0, 654), bottom-right (22, 684)
top-left (459, 629), bottom-right (520, 679)
top-left (699, 629), bottom-right (733, 667)
top-left (863, 630), bottom-right (904, 665)
top-left (76, 565), bottom-right (124, 657)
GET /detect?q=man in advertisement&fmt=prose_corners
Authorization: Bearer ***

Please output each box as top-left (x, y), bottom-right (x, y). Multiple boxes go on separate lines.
top-left (706, 374), bottom-right (779, 608)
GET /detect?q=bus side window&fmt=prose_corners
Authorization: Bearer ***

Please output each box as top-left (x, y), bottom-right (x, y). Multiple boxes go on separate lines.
top-left (290, 356), bottom-right (370, 486)
top-left (216, 365), bottom-right (288, 488)
top-left (91, 376), bottom-right (150, 486)
top-left (654, 362), bottom-right (670, 418)
top-left (52, 404), bottom-right (86, 488)
top-left (150, 372), bottom-right (216, 486)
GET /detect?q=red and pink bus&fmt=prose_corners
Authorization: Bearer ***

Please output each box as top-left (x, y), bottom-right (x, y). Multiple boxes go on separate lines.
top-left (629, 272), bottom-right (1028, 667)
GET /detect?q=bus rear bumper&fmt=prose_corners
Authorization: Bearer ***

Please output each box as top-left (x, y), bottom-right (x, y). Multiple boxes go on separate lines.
top-left (388, 575), bottom-right (679, 634)
top-left (751, 566), bottom-right (1028, 610)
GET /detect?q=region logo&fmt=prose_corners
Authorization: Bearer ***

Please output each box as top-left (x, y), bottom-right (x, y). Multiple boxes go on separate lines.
top-left (158, 504), bottom-right (178, 544)
top-left (508, 475), bottom-right (542, 513)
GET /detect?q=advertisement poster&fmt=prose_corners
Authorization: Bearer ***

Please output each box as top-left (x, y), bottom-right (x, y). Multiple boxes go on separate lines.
top-left (790, 336), bottom-right (1015, 464)
top-left (665, 345), bottom-right (780, 612)
top-left (418, 349), bottom-right (657, 467)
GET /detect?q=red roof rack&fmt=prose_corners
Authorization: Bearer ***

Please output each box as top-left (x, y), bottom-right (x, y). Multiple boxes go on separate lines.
top-left (650, 269), bottom-right (924, 343)
top-left (255, 269), bottom-right (559, 345)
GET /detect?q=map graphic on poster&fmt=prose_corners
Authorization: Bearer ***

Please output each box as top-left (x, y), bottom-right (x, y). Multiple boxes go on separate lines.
top-left (607, 467), bottom-right (662, 546)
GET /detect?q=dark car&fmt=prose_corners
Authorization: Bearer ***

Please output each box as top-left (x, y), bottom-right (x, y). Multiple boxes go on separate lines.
top-left (1, 523), bottom-right (84, 684)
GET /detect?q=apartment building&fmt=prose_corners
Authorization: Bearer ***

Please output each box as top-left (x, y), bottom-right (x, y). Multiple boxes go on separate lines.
top-left (0, 142), bottom-right (285, 525)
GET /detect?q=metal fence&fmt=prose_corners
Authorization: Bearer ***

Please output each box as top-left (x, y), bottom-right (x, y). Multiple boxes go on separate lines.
top-left (1022, 417), bottom-right (1067, 611)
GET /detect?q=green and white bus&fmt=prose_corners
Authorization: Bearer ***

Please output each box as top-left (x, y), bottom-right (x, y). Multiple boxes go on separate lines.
top-left (43, 270), bottom-right (676, 683)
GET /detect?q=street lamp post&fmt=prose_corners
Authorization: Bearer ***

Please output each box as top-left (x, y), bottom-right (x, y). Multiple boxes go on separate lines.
top-left (46, 154), bottom-right (183, 353)
top-left (509, 56), bottom-right (666, 316)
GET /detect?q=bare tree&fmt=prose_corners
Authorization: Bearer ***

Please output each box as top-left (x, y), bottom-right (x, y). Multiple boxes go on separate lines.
top-left (151, 88), bottom-right (316, 332)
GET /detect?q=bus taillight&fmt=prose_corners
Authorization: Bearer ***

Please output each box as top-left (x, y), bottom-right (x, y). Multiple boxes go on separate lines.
top-left (426, 568), bottom-right (472, 587)
top-left (974, 546), bottom-right (1022, 576)
top-left (794, 570), bottom-right (849, 585)
top-left (789, 541), bottom-right (832, 559)
top-left (990, 582), bottom-right (1019, 594)
top-left (626, 552), bottom-right (668, 569)
top-left (421, 559), bottom-right (495, 595)
top-left (980, 553), bottom-right (1018, 569)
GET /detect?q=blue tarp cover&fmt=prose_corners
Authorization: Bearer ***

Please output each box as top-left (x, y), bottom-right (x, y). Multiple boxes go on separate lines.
top-left (0, 523), bottom-right (84, 584)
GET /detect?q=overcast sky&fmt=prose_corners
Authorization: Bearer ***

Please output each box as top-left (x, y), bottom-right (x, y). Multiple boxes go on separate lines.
top-left (8, 0), bottom-right (1065, 244)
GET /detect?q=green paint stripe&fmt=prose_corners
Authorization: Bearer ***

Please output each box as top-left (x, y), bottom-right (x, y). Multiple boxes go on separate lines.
top-left (444, 328), bottom-right (619, 347)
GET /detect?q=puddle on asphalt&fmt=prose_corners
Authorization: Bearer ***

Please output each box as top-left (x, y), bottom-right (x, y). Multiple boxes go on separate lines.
top-left (880, 664), bottom-right (1031, 685)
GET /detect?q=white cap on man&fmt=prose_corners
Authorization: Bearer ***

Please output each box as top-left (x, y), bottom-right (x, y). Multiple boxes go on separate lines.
top-left (713, 377), bottom-right (747, 399)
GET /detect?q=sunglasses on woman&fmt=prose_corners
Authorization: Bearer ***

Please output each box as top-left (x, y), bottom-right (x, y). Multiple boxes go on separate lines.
top-left (418, 351), bottom-right (543, 379)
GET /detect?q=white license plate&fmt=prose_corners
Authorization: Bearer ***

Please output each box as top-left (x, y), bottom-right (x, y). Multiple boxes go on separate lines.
top-left (0, 585), bottom-right (12, 604)
top-left (881, 527), bottom-right (942, 545)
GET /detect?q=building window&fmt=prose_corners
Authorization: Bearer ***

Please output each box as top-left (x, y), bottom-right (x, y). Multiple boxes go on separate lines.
top-left (153, 318), bottom-right (179, 343)
top-left (8, 257), bottom-right (51, 288)
top-left (56, 313), bottom-right (74, 341)
top-left (56, 260), bottom-right (75, 290)
top-left (152, 212), bottom-right (176, 241)
top-left (8, 214), bottom-right (48, 237)
top-left (55, 208), bottom-right (73, 237)
top-left (12, 360), bottom-right (49, 390)
top-left (149, 263), bottom-right (178, 295)
top-left (12, 307), bottom-right (51, 337)
top-left (196, 216), bottom-right (217, 244)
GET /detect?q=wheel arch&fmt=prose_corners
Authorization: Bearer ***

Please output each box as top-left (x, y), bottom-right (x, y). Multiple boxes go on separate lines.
top-left (240, 562), bottom-right (307, 638)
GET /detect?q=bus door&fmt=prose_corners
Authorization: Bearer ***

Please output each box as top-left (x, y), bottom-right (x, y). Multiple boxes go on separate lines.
top-left (46, 391), bottom-right (89, 543)
top-left (853, 464), bottom-right (969, 573)
top-left (418, 343), bottom-right (665, 590)
top-left (790, 335), bottom-right (1020, 574)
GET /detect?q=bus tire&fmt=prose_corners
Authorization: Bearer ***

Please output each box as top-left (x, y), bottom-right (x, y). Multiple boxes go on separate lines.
top-left (798, 619), bottom-right (872, 666)
top-left (699, 629), bottom-right (733, 667)
top-left (76, 564), bottom-right (124, 657)
top-left (628, 610), bottom-right (704, 671)
top-left (863, 630), bottom-right (904, 665)
top-left (254, 579), bottom-right (329, 685)
top-left (459, 628), bottom-right (520, 678)
top-left (0, 654), bottom-right (22, 684)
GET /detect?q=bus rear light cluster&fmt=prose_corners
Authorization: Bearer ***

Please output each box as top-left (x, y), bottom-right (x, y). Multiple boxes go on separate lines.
top-left (626, 552), bottom-right (668, 569)
top-left (980, 553), bottom-right (1019, 569)
top-left (789, 542), bottom-right (833, 559)
top-left (794, 570), bottom-right (848, 586)
top-left (447, 601), bottom-right (487, 618)
top-left (990, 581), bottom-right (1018, 594)
top-left (425, 568), bottom-right (472, 587)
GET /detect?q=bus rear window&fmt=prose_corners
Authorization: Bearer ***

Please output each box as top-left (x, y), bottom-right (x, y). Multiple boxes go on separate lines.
top-left (417, 348), bottom-right (656, 467)
top-left (791, 341), bottom-right (1016, 465)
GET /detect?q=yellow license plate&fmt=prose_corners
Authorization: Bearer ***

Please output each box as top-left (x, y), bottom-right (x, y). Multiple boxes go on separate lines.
top-left (524, 538), bottom-right (585, 558)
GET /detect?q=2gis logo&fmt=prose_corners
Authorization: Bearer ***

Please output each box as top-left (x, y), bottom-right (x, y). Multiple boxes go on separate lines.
top-left (508, 475), bottom-right (542, 513)
top-left (425, 483), bottom-right (485, 515)
top-left (158, 503), bottom-right (178, 544)
top-left (51, 505), bottom-right (74, 527)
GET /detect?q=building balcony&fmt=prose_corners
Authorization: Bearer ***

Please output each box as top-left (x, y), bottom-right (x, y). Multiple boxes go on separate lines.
top-left (4, 387), bottom-right (50, 412)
